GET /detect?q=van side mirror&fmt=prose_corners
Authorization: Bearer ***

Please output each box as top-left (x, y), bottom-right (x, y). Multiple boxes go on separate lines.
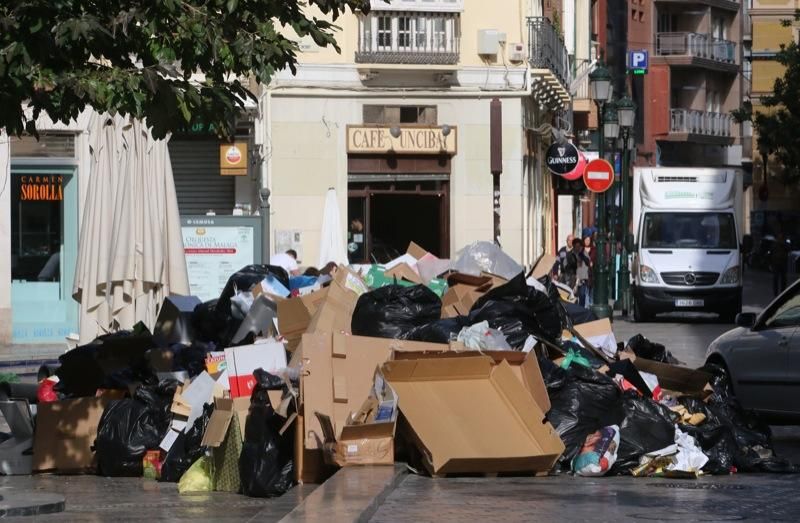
top-left (735, 313), bottom-right (757, 329)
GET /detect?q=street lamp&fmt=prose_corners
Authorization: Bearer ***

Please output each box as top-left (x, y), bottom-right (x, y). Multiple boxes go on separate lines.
top-left (615, 95), bottom-right (637, 316)
top-left (588, 61), bottom-right (614, 319)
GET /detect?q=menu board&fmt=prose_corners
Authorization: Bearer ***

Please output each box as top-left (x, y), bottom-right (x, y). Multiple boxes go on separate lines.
top-left (182, 217), bottom-right (260, 302)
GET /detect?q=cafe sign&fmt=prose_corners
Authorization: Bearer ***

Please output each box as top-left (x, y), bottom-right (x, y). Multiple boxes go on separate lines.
top-left (347, 126), bottom-right (457, 155)
top-left (219, 143), bottom-right (248, 176)
top-left (20, 175), bottom-right (63, 201)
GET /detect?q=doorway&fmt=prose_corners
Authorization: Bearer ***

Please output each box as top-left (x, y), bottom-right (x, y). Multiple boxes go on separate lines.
top-left (10, 166), bottom-right (79, 342)
top-left (348, 180), bottom-right (449, 264)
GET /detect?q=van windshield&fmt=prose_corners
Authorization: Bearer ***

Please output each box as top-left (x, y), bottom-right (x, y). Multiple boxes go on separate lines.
top-left (642, 212), bottom-right (738, 249)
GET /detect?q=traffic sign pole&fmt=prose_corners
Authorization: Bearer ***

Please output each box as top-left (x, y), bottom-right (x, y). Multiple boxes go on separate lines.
top-left (583, 158), bottom-right (615, 319)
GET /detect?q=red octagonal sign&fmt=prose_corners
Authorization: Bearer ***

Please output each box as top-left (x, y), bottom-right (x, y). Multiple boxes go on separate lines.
top-left (583, 159), bottom-right (615, 193)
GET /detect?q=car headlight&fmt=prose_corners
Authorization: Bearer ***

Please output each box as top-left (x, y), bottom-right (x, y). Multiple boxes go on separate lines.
top-left (721, 266), bottom-right (740, 285)
top-left (639, 265), bottom-right (659, 283)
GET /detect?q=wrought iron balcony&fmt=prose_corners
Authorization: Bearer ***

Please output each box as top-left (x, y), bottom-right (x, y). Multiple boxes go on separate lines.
top-left (355, 12), bottom-right (460, 65)
top-left (527, 17), bottom-right (571, 88)
top-left (656, 32), bottom-right (736, 65)
top-left (670, 109), bottom-right (733, 137)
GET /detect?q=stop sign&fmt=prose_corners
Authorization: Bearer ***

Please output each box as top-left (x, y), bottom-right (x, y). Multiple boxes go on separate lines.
top-left (583, 159), bottom-right (615, 193)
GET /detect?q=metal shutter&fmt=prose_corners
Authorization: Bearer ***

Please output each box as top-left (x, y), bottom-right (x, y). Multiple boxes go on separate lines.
top-left (169, 138), bottom-right (235, 215)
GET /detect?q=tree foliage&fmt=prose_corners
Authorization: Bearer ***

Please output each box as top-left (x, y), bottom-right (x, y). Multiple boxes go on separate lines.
top-left (734, 12), bottom-right (800, 184)
top-left (0, 0), bottom-right (369, 139)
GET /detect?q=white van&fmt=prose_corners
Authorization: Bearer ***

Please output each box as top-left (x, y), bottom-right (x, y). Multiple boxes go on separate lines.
top-left (632, 168), bottom-right (743, 322)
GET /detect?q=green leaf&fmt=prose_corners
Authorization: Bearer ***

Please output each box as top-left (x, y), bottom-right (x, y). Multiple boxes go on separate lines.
top-left (227, 0), bottom-right (238, 13)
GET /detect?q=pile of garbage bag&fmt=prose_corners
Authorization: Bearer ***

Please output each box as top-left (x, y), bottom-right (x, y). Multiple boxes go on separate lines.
top-left (12, 240), bottom-right (795, 503)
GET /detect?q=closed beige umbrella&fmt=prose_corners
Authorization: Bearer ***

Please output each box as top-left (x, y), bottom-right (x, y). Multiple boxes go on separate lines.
top-left (73, 114), bottom-right (189, 343)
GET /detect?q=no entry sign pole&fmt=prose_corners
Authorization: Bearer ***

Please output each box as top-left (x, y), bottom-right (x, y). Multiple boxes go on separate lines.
top-left (583, 158), bottom-right (614, 319)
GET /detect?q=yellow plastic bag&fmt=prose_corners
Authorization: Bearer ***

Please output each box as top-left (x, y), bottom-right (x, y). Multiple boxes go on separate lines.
top-left (178, 456), bottom-right (214, 494)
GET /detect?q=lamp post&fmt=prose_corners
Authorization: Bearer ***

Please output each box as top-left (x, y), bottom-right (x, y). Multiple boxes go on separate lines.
top-left (589, 61), bottom-right (614, 319)
top-left (615, 95), bottom-right (636, 316)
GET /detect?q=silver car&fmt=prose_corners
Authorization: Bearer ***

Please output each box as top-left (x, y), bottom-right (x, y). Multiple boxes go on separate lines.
top-left (706, 279), bottom-right (800, 422)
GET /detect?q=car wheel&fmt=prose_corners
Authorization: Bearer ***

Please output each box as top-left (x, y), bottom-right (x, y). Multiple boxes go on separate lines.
top-left (633, 296), bottom-right (651, 323)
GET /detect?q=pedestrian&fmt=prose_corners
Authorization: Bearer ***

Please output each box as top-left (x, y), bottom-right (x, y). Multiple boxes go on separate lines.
top-left (569, 238), bottom-right (592, 307)
top-left (320, 261), bottom-right (338, 276)
top-left (771, 231), bottom-right (789, 296)
top-left (271, 249), bottom-right (301, 276)
top-left (553, 233), bottom-right (575, 281)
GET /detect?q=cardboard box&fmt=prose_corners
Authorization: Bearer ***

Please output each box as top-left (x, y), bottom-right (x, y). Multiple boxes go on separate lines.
top-left (384, 263), bottom-right (423, 285)
top-left (32, 397), bottom-right (110, 473)
top-left (382, 356), bottom-right (564, 476)
top-left (393, 350), bottom-right (551, 414)
top-left (567, 318), bottom-right (618, 359)
top-left (406, 241), bottom-right (429, 260)
top-left (224, 340), bottom-right (287, 398)
top-left (290, 332), bottom-right (449, 483)
top-left (316, 414), bottom-right (395, 467)
top-left (619, 351), bottom-right (712, 397)
top-left (202, 397), bottom-right (251, 447)
top-left (278, 287), bottom-right (328, 352)
top-left (306, 266), bottom-right (368, 335)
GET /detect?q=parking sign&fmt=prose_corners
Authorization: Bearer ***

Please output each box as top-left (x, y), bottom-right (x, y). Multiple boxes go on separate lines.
top-left (628, 50), bottom-right (648, 73)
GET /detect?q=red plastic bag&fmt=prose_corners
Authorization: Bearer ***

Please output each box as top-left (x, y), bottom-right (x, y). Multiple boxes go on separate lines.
top-left (37, 378), bottom-right (58, 403)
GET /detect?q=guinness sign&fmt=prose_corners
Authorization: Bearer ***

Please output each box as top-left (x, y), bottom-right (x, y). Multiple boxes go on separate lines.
top-left (545, 141), bottom-right (579, 175)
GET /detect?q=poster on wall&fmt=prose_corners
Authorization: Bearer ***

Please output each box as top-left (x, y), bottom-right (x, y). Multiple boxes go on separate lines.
top-left (181, 217), bottom-right (260, 302)
top-left (275, 229), bottom-right (303, 261)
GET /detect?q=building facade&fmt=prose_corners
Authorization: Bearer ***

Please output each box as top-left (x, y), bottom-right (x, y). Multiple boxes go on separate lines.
top-left (264, 0), bottom-right (571, 267)
top-left (748, 0), bottom-right (800, 234)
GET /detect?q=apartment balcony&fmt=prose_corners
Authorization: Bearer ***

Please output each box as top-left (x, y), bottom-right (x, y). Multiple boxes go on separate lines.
top-left (666, 108), bottom-right (735, 144)
top-left (655, 33), bottom-right (738, 73)
top-left (527, 17), bottom-right (571, 108)
top-left (355, 12), bottom-right (460, 67)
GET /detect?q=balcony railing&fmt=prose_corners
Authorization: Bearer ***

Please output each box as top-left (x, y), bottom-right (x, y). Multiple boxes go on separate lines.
top-left (527, 17), bottom-right (571, 88)
top-left (656, 32), bottom-right (736, 64)
top-left (670, 109), bottom-right (733, 136)
top-left (355, 12), bottom-right (460, 65)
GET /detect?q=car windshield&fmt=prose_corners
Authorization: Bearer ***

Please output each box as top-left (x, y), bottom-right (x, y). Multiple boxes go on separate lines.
top-left (765, 286), bottom-right (800, 328)
top-left (642, 212), bottom-right (738, 249)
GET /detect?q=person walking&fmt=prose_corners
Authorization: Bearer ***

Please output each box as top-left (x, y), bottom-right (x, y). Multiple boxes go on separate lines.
top-left (569, 238), bottom-right (592, 307)
top-left (772, 231), bottom-right (789, 296)
top-left (553, 233), bottom-right (575, 281)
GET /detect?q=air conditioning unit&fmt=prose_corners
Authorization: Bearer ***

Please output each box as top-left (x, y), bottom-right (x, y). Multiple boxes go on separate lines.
top-left (509, 42), bottom-right (526, 63)
top-left (478, 30), bottom-right (503, 55)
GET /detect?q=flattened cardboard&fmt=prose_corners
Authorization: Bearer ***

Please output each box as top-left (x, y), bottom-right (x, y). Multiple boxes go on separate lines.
top-left (407, 242), bottom-right (429, 260)
top-left (202, 397), bottom-right (251, 447)
top-left (278, 287), bottom-right (329, 352)
top-left (620, 352), bottom-right (712, 396)
top-left (306, 267), bottom-right (367, 335)
top-left (382, 356), bottom-right (564, 476)
top-left (384, 263), bottom-right (423, 285)
top-left (316, 413), bottom-right (395, 467)
top-left (32, 397), bottom-right (110, 473)
top-left (531, 254), bottom-right (558, 280)
top-left (570, 318), bottom-right (618, 358)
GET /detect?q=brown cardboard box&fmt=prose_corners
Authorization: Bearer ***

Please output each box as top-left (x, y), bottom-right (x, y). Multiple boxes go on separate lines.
top-left (406, 241), bottom-right (429, 260)
top-left (306, 266), bottom-right (368, 335)
top-left (278, 287), bottom-right (329, 352)
top-left (564, 318), bottom-right (618, 358)
top-left (393, 350), bottom-right (551, 414)
top-left (202, 397), bottom-right (251, 447)
top-left (382, 356), bottom-right (564, 476)
top-left (32, 397), bottom-right (110, 473)
top-left (291, 332), bottom-right (448, 483)
top-left (619, 351), bottom-right (712, 396)
top-left (316, 414), bottom-right (395, 467)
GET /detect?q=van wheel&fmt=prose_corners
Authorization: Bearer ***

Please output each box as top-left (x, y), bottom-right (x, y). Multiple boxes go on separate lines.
top-left (633, 297), bottom-right (651, 323)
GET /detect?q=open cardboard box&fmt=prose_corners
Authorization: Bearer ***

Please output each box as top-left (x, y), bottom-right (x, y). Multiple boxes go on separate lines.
top-left (440, 272), bottom-right (507, 319)
top-left (563, 318), bottom-right (618, 359)
top-left (530, 254), bottom-right (557, 280)
top-left (277, 287), bottom-right (329, 352)
top-left (382, 355), bottom-right (564, 476)
top-left (290, 332), bottom-right (450, 483)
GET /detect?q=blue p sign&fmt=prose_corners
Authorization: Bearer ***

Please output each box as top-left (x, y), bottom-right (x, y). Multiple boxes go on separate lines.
top-left (629, 50), bottom-right (648, 71)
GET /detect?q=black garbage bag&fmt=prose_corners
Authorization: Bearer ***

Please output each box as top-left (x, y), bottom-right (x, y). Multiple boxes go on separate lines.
top-left (240, 369), bottom-right (294, 497)
top-left (627, 334), bottom-right (679, 364)
top-left (95, 399), bottom-right (163, 476)
top-left (172, 341), bottom-right (217, 378)
top-left (160, 403), bottom-right (214, 482)
top-left (402, 317), bottom-right (471, 344)
top-left (540, 358), bottom-right (624, 465)
top-left (195, 265), bottom-right (289, 347)
top-left (469, 274), bottom-right (564, 348)
top-left (611, 391), bottom-right (677, 474)
top-left (562, 301), bottom-right (598, 326)
top-left (351, 285), bottom-right (441, 339)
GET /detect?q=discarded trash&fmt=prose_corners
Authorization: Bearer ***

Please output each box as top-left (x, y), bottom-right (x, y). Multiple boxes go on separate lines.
top-left (455, 321), bottom-right (511, 351)
top-left (351, 285), bottom-right (441, 339)
top-left (627, 334), bottom-right (680, 365)
top-left (572, 425), bottom-right (620, 476)
top-left (178, 456), bottom-right (214, 494)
